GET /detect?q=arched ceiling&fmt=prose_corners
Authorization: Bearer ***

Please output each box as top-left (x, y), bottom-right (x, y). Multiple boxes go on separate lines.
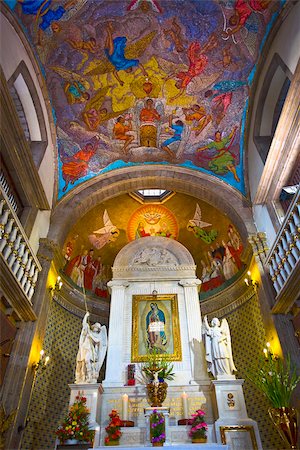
top-left (5, 0), bottom-right (284, 199)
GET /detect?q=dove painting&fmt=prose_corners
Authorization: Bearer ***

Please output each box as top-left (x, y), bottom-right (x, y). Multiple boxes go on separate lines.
top-left (88, 210), bottom-right (120, 250)
top-left (187, 204), bottom-right (218, 245)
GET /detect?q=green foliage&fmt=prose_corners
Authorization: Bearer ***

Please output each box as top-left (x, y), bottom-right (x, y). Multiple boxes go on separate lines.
top-left (247, 352), bottom-right (300, 408)
top-left (141, 348), bottom-right (175, 382)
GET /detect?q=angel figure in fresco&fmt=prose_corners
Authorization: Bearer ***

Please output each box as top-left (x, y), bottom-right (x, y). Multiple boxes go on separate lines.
top-left (113, 115), bottom-right (135, 154)
top-left (202, 315), bottom-right (237, 378)
top-left (67, 36), bottom-right (98, 70)
top-left (187, 204), bottom-right (218, 244)
top-left (161, 114), bottom-right (184, 159)
top-left (196, 127), bottom-right (240, 182)
top-left (168, 34), bottom-right (218, 101)
top-left (15, 0), bottom-right (79, 45)
top-left (88, 210), bottom-right (120, 250)
top-left (182, 105), bottom-right (212, 137)
top-left (82, 87), bottom-right (128, 132)
top-left (136, 98), bottom-right (163, 148)
top-left (86, 23), bottom-right (156, 86)
top-left (61, 136), bottom-right (100, 192)
top-left (50, 66), bottom-right (90, 104)
top-left (222, 0), bottom-right (273, 40)
top-left (205, 80), bottom-right (248, 125)
top-left (127, 0), bottom-right (163, 13)
top-left (163, 17), bottom-right (187, 53)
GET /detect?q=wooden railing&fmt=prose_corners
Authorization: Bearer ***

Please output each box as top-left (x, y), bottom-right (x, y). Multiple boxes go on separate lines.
top-left (0, 187), bottom-right (41, 304)
top-left (265, 188), bottom-right (300, 307)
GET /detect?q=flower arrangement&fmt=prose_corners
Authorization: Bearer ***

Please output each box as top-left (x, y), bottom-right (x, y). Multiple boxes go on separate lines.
top-left (104, 409), bottom-right (122, 446)
top-left (55, 394), bottom-right (95, 444)
top-left (247, 349), bottom-right (300, 408)
top-left (188, 409), bottom-right (208, 441)
top-left (141, 349), bottom-right (175, 383)
top-left (150, 410), bottom-right (165, 445)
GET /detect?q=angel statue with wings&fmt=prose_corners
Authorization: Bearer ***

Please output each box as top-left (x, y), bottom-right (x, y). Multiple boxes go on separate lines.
top-left (202, 315), bottom-right (237, 378)
top-left (75, 312), bottom-right (107, 384)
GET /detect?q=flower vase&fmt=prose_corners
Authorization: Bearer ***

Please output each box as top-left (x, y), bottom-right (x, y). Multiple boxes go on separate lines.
top-left (146, 381), bottom-right (168, 407)
top-left (105, 440), bottom-right (120, 446)
top-left (64, 439), bottom-right (78, 445)
top-left (269, 407), bottom-right (298, 449)
top-left (152, 442), bottom-right (164, 447)
top-left (192, 437), bottom-right (207, 443)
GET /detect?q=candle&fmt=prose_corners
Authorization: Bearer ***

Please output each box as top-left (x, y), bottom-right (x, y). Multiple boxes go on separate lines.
top-left (122, 394), bottom-right (128, 421)
top-left (181, 391), bottom-right (188, 419)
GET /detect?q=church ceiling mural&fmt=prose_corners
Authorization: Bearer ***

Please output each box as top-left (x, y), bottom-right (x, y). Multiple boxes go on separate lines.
top-left (62, 193), bottom-right (245, 299)
top-left (6, 0), bottom-right (284, 198)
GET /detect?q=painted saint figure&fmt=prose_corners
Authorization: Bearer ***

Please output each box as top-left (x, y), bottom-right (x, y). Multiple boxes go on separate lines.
top-left (146, 302), bottom-right (167, 352)
top-left (75, 312), bottom-right (107, 384)
top-left (202, 315), bottom-right (237, 378)
top-left (113, 115), bottom-right (134, 154)
top-left (139, 99), bottom-right (161, 147)
top-left (196, 127), bottom-right (240, 182)
top-left (162, 114), bottom-right (184, 159)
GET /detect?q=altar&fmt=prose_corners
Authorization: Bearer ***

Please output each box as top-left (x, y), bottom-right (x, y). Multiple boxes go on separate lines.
top-left (68, 237), bottom-right (262, 450)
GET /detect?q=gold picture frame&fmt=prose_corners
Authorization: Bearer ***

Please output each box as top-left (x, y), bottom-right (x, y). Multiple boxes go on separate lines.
top-left (131, 294), bottom-right (182, 362)
top-left (220, 425), bottom-right (258, 450)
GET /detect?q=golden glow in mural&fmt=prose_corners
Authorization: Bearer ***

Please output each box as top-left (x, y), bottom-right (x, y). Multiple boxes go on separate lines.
top-left (131, 294), bottom-right (182, 362)
top-left (127, 204), bottom-right (178, 241)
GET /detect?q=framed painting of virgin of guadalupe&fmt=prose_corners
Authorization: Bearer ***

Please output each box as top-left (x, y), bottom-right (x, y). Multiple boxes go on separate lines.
top-left (131, 294), bottom-right (182, 362)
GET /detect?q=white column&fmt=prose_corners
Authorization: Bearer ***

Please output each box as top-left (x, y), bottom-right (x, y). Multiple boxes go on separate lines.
top-left (103, 280), bottom-right (129, 387)
top-left (179, 279), bottom-right (208, 382)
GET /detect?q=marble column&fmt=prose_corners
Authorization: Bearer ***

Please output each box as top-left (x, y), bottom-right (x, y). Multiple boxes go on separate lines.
top-left (179, 279), bottom-right (208, 382)
top-left (103, 280), bottom-right (129, 387)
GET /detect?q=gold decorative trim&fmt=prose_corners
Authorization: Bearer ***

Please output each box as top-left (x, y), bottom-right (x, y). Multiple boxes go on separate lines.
top-left (220, 425), bottom-right (258, 450)
top-left (131, 294), bottom-right (182, 362)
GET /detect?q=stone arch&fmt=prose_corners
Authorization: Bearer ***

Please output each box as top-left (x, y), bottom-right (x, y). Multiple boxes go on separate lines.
top-left (49, 166), bottom-right (255, 248)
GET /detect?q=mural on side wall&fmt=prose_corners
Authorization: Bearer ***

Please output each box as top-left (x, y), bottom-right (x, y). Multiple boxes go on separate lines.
top-left (60, 196), bottom-right (245, 297)
top-left (199, 223), bottom-right (244, 293)
top-left (6, 0), bottom-right (284, 198)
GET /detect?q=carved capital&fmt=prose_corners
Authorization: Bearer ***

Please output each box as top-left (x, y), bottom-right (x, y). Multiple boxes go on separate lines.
top-left (179, 279), bottom-right (202, 288)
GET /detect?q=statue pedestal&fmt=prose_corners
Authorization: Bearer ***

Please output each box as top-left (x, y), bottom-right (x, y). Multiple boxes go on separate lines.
top-left (212, 379), bottom-right (262, 450)
top-left (69, 383), bottom-right (103, 447)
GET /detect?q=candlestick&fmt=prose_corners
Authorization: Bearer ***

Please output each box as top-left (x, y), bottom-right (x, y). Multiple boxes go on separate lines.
top-left (122, 394), bottom-right (129, 421)
top-left (181, 391), bottom-right (188, 419)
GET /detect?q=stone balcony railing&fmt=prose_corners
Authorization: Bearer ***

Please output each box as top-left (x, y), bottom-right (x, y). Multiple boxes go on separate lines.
top-left (265, 187), bottom-right (300, 313)
top-left (0, 187), bottom-right (41, 319)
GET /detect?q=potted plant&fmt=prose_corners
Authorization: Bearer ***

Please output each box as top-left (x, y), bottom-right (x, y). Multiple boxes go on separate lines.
top-left (141, 349), bottom-right (175, 407)
top-left (188, 409), bottom-right (208, 444)
top-left (248, 349), bottom-right (300, 449)
top-left (150, 409), bottom-right (165, 447)
top-left (104, 409), bottom-right (122, 446)
top-left (55, 394), bottom-right (95, 445)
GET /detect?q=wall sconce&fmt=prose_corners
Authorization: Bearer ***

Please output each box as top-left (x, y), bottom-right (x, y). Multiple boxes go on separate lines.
top-left (244, 271), bottom-right (259, 289)
top-left (263, 342), bottom-right (274, 359)
top-left (32, 349), bottom-right (50, 372)
top-left (49, 276), bottom-right (63, 293)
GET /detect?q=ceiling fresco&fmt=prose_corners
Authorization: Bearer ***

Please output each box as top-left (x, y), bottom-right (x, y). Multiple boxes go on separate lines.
top-left (6, 0), bottom-right (284, 198)
top-left (61, 193), bottom-right (245, 299)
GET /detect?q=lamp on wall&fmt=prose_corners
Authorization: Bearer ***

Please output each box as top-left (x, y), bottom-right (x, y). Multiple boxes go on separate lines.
top-left (18, 349), bottom-right (50, 433)
top-left (244, 271), bottom-right (259, 289)
top-left (49, 276), bottom-right (63, 293)
top-left (32, 349), bottom-right (50, 372)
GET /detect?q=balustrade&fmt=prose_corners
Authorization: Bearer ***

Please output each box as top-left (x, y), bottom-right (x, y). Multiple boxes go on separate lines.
top-left (265, 189), bottom-right (300, 297)
top-left (0, 188), bottom-right (41, 304)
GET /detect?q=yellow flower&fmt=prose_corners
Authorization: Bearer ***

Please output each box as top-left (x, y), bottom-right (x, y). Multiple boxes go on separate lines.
top-left (72, 421), bottom-right (77, 426)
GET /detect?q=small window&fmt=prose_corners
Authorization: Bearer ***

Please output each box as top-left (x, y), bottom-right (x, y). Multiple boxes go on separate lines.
top-left (130, 189), bottom-right (174, 204)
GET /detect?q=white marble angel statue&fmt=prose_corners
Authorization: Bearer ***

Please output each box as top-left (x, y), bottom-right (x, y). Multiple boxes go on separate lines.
top-left (202, 315), bottom-right (237, 379)
top-left (75, 312), bottom-right (107, 384)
